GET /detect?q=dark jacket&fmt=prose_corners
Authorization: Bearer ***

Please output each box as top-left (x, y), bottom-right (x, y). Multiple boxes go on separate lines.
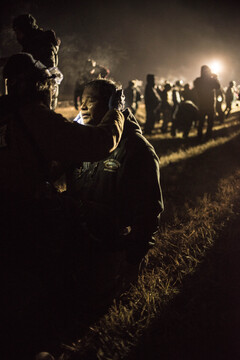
top-left (124, 86), bottom-right (141, 113)
top-left (144, 84), bottom-right (161, 112)
top-left (69, 110), bottom-right (164, 255)
top-left (193, 75), bottom-right (220, 113)
top-left (20, 28), bottom-right (60, 68)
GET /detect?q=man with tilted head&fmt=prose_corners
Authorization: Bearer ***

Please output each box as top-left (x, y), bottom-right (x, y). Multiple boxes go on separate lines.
top-left (68, 78), bottom-right (163, 311)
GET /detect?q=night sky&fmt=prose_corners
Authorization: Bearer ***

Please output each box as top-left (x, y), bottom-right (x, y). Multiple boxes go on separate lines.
top-left (0, 0), bottom-right (239, 95)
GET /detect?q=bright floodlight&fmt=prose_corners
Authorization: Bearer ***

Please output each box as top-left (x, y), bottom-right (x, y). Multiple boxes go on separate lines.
top-left (209, 61), bottom-right (222, 74)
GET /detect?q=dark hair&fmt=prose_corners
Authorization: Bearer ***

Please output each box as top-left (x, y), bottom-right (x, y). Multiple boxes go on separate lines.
top-left (84, 78), bottom-right (121, 101)
top-left (12, 14), bottom-right (38, 33)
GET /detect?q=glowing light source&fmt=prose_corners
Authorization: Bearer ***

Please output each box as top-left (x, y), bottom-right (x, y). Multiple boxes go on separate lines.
top-left (209, 61), bottom-right (222, 75)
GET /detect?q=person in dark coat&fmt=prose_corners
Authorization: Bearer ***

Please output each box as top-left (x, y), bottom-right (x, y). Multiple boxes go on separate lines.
top-left (144, 74), bottom-right (161, 134)
top-left (124, 80), bottom-right (141, 115)
top-left (12, 13), bottom-right (61, 109)
top-left (68, 78), bottom-right (163, 307)
top-left (171, 100), bottom-right (199, 138)
top-left (157, 82), bottom-right (172, 133)
top-left (225, 80), bottom-right (235, 118)
top-left (193, 65), bottom-right (220, 139)
top-left (0, 53), bottom-right (124, 360)
top-left (181, 83), bottom-right (196, 103)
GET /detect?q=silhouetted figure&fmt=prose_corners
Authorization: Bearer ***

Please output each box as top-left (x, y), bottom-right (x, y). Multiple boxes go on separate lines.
top-left (171, 80), bottom-right (183, 135)
top-left (157, 82), bottom-right (172, 133)
top-left (74, 58), bottom-right (109, 110)
top-left (181, 83), bottom-right (195, 102)
top-left (144, 74), bottom-right (161, 134)
top-left (12, 13), bottom-right (61, 109)
top-left (215, 87), bottom-right (225, 123)
top-left (0, 53), bottom-right (124, 360)
top-left (171, 100), bottom-right (199, 138)
top-left (225, 81), bottom-right (235, 118)
top-left (172, 80), bottom-right (182, 109)
top-left (193, 65), bottom-right (220, 139)
top-left (124, 80), bottom-right (141, 114)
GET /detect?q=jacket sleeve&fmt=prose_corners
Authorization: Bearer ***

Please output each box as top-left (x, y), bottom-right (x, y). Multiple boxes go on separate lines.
top-left (119, 139), bottom-right (163, 263)
top-left (20, 105), bottom-right (124, 163)
top-left (120, 138), bottom-right (163, 234)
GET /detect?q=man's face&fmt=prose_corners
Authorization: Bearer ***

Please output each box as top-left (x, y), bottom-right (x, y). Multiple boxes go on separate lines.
top-left (81, 86), bottom-right (109, 125)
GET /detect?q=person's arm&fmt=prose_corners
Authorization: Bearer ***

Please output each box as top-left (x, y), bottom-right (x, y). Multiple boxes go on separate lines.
top-left (20, 104), bottom-right (124, 163)
top-left (120, 140), bottom-right (163, 263)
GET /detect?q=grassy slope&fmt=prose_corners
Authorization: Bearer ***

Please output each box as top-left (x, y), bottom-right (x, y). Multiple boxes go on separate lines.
top-left (57, 110), bottom-right (240, 360)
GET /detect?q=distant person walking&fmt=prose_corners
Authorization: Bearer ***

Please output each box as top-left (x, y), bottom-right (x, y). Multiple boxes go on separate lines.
top-left (193, 65), bottom-right (220, 139)
top-left (157, 82), bottom-right (172, 133)
top-left (144, 74), bottom-right (161, 135)
top-left (225, 81), bottom-right (235, 118)
top-left (124, 80), bottom-right (141, 115)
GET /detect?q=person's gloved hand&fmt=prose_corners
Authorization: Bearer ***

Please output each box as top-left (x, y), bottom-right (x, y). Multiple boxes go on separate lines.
top-left (108, 89), bottom-right (125, 111)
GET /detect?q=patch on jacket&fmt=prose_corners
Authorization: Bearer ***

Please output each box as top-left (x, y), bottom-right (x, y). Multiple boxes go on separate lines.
top-left (103, 159), bottom-right (121, 172)
top-left (0, 125), bottom-right (7, 148)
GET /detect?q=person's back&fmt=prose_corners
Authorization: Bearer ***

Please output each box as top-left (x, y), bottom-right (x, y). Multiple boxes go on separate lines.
top-left (124, 80), bottom-right (141, 114)
top-left (172, 100), bottom-right (199, 138)
top-left (158, 83), bottom-right (172, 133)
top-left (144, 75), bottom-right (160, 110)
top-left (225, 81), bottom-right (236, 118)
top-left (193, 65), bottom-right (220, 139)
top-left (225, 81), bottom-right (235, 108)
top-left (181, 83), bottom-right (195, 103)
top-left (144, 74), bottom-right (161, 134)
top-left (193, 65), bottom-right (220, 112)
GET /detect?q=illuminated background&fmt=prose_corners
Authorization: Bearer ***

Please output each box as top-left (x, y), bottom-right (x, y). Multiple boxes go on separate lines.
top-left (0, 0), bottom-right (239, 96)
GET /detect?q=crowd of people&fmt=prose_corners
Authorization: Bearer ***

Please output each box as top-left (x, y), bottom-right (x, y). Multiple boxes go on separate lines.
top-left (1, 11), bottom-right (239, 360)
top-left (143, 70), bottom-right (239, 138)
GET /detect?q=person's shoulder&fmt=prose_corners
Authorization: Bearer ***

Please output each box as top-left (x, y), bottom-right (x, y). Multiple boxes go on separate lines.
top-left (125, 129), bottom-right (159, 161)
top-left (193, 77), bottom-right (201, 86)
top-left (44, 29), bottom-right (60, 46)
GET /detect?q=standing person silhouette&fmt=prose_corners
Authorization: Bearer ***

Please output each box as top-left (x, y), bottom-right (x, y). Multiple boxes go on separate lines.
top-left (144, 74), bottom-right (161, 135)
top-left (225, 80), bottom-right (236, 118)
top-left (193, 65), bottom-right (220, 139)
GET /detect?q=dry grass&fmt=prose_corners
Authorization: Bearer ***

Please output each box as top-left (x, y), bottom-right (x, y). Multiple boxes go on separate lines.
top-left (60, 172), bottom-right (240, 359)
top-left (57, 111), bottom-right (240, 359)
